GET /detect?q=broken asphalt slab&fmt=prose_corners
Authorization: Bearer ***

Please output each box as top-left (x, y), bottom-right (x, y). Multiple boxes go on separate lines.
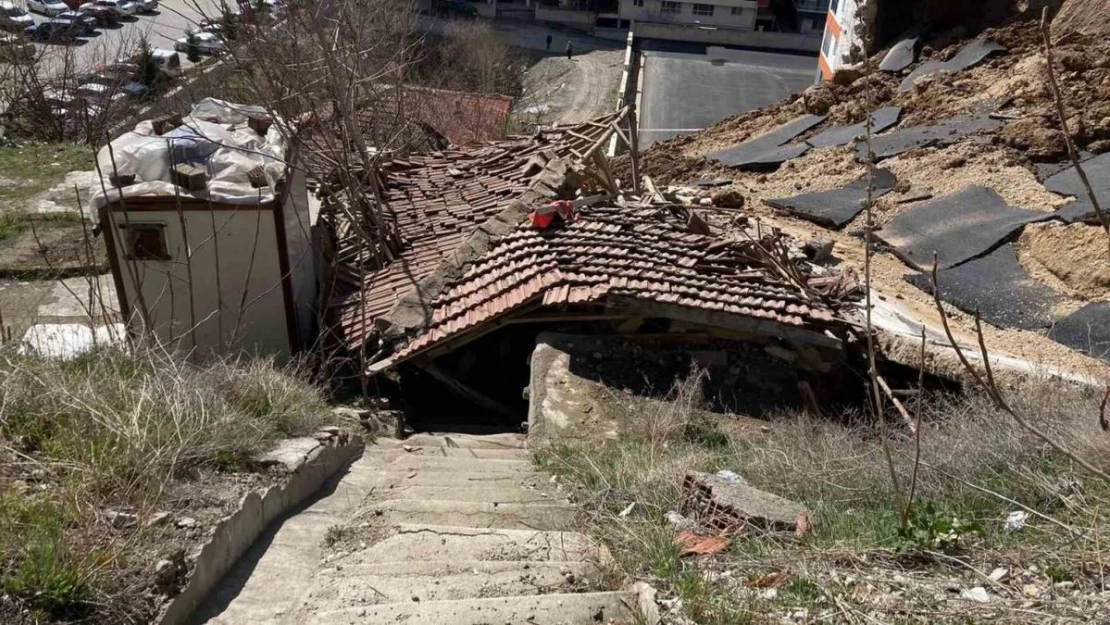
top-left (765, 168), bottom-right (897, 229)
top-left (880, 36), bottom-right (919, 72)
top-left (1043, 152), bottom-right (1110, 223)
top-left (859, 113), bottom-right (1003, 161)
top-left (1049, 301), bottom-right (1110, 363)
top-left (877, 185), bottom-right (1057, 271)
top-left (806, 106), bottom-right (902, 149)
top-left (906, 244), bottom-right (1067, 331)
top-left (899, 39), bottom-right (1007, 92)
top-left (708, 114), bottom-right (825, 170)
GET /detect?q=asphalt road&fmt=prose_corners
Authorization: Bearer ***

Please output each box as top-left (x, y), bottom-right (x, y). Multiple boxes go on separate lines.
top-left (28, 0), bottom-right (220, 76)
top-left (637, 40), bottom-right (818, 147)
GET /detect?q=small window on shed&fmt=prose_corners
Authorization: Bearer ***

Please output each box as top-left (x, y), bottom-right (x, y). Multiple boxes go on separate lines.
top-left (121, 223), bottom-right (170, 261)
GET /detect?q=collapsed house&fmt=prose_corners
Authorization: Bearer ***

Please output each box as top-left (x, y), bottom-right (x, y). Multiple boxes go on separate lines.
top-left (320, 112), bottom-right (863, 420)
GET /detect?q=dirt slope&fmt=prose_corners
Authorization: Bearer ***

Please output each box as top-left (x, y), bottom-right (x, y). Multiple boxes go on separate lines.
top-left (1053, 0), bottom-right (1110, 36)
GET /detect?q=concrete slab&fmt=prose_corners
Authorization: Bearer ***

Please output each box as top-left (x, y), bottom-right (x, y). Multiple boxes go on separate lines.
top-left (301, 590), bottom-right (634, 625)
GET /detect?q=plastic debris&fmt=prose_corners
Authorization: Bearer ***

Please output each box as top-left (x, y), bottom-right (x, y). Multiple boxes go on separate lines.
top-left (715, 470), bottom-right (744, 484)
top-left (665, 510), bottom-right (695, 530)
top-left (618, 502), bottom-right (636, 517)
top-left (1004, 510), bottom-right (1029, 533)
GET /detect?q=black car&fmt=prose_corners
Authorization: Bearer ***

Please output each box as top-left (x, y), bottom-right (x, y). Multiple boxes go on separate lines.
top-left (24, 19), bottom-right (83, 41)
top-left (55, 11), bottom-right (99, 34)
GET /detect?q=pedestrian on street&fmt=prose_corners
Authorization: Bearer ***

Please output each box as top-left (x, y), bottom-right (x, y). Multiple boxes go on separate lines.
top-left (546, 34), bottom-right (552, 51)
top-left (565, 41), bottom-right (573, 60)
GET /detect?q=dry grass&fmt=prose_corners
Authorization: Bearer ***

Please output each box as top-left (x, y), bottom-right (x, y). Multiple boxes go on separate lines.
top-left (538, 372), bottom-right (1110, 624)
top-left (0, 346), bottom-right (329, 623)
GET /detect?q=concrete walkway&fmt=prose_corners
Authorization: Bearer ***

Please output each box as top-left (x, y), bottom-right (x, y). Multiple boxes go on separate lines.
top-left (193, 432), bottom-right (635, 624)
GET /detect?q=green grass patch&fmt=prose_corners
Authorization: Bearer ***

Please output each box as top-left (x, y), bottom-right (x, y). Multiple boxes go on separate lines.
top-left (0, 348), bottom-right (331, 621)
top-left (538, 371), bottom-right (1110, 624)
top-left (0, 212), bottom-right (85, 245)
top-left (0, 143), bottom-right (95, 207)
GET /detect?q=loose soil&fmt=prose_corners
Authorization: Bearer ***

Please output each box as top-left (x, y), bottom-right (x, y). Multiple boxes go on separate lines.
top-left (625, 17), bottom-right (1110, 379)
top-left (1018, 221), bottom-right (1110, 301)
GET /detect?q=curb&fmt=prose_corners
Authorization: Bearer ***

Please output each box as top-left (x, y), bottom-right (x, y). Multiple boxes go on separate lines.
top-left (156, 430), bottom-right (365, 625)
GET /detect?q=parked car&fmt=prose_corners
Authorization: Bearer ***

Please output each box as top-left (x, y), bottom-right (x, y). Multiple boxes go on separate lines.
top-left (55, 10), bottom-right (99, 34)
top-left (27, 0), bottom-right (70, 16)
top-left (24, 19), bottom-right (83, 41)
top-left (0, 2), bottom-right (34, 31)
top-left (134, 0), bottom-right (156, 12)
top-left (92, 0), bottom-right (137, 16)
top-left (174, 30), bottom-right (223, 55)
top-left (77, 2), bottom-right (119, 25)
top-left (0, 32), bottom-right (34, 60)
top-left (433, 0), bottom-right (477, 18)
top-left (115, 47), bottom-right (181, 77)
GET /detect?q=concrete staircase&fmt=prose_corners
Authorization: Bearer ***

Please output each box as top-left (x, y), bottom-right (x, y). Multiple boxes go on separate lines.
top-left (195, 432), bottom-right (637, 625)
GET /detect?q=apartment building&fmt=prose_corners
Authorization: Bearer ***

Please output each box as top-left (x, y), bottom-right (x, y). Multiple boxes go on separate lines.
top-left (617, 0), bottom-right (759, 30)
top-left (817, 0), bottom-right (862, 79)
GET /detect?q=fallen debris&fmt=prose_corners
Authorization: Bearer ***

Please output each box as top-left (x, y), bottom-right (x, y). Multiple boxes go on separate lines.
top-left (877, 186), bottom-right (1055, 271)
top-left (674, 532), bottom-right (731, 557)
top-left (906, 244), bottom-right (1067, 330)
top-left (879, 36), bottom-right (919, 72)
top-left (806, 106), bottom-right (903, 149)
top-left (707, 115), bottom-right (825, 170)
top-left (1048, 301), bottom-right (1110, 362)
top-left (765, 168), bottom-right (897, 229)
top-left (1043, 152), bottom-right (1110, 223)
top-left (899, 39), bottom-right (1007, 92)
top-left (683, 471), bottom-right (810, 532)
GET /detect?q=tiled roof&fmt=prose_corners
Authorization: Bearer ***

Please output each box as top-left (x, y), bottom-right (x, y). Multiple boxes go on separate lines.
top-left (328, 113), bottom-right (626, 348)
top-left (389, 202), bottom-right (844, 364)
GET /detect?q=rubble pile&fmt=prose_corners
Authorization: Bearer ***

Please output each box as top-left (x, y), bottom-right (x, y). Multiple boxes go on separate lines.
top-left (622, 15), bottom-right (1110, 376)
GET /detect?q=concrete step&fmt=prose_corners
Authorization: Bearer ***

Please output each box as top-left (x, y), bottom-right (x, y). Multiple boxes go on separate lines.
top-left (375, 446), bottom-right (531, 461)
top-left (339, 524), bottom-right (604, 565)
top-left (374, 468), bottom-right (549, 488)
top-left (394, 432), bottom-right (529, 449)
top-left (377, 483), bottom-right (565, 504)
top-left (365, 499), bottom-right (578, 530)
top-left (383, 455), bottom-right (535, 474)
top-left (299, 590), bottom-right (636, 625)
top-left (297, 560), bottom-right (605, 608)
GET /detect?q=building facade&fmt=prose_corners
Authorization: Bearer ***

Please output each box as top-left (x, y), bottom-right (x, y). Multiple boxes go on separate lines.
top-left (817, 0), bottom-right (862, 79)
top-left (617, 0), bottom-right (758, 30)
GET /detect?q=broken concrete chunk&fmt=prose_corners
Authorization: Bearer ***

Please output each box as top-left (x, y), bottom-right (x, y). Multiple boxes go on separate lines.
top-left (256, 437), bottom-right (322, 472)
top-left (683, 471), bottom-right (810, 531)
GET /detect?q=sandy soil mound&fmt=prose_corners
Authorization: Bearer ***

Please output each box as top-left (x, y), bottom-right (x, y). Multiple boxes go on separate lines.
top-left (1019, 221), bottom-right (1110, 300)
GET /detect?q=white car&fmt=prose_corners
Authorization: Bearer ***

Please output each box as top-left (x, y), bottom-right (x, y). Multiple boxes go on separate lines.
top-left (134, 0), bottom-right (156, 12)
top-left (94, 0), bottom-right (138, 16)
top-left (27, 0), bottom-right (70, 16)
top-left (0, 2), bottom-right (34, 30)
top-left (174, 30), bottom-right (224, 55)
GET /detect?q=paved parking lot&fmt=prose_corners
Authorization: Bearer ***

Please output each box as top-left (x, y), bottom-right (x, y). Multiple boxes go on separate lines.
top-left (29, 0), bottom-right (220, 76)
top-left (638, 40), bottom-right (818, 147)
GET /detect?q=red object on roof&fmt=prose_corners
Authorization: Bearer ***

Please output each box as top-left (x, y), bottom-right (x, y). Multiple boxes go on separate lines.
top-left (529, 200), bottom-right (577, 229)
